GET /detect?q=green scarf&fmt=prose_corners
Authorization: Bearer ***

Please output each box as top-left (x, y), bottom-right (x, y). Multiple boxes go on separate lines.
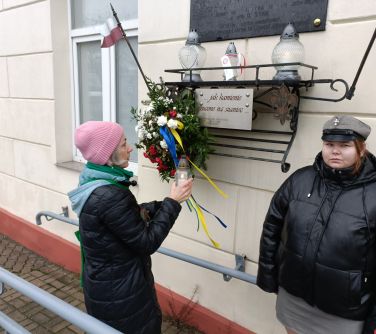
top-left (86, 161), bottom-right (133, 178)
top-left (75, 162), bottom-right (134, 287)
top-left (84, 162), bottom-right (134, 190)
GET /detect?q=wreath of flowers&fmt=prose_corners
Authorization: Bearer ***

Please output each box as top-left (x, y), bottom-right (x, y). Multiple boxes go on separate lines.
top-left (132, 80), bottom-right (213, 182)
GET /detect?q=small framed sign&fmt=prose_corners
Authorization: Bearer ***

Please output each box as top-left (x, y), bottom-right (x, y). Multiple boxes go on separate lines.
top-left (196, 88), bottom-right (253, 130)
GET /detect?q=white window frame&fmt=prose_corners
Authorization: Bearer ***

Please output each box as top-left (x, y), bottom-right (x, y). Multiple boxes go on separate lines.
top-left (69, 18), bottom-right (139, 175)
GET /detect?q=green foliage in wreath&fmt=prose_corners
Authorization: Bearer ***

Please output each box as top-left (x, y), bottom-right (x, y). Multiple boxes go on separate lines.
top-left (131, 79), bottom-right (213, 182)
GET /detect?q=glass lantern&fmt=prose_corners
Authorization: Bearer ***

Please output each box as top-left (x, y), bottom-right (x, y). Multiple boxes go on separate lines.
top-left (175, 155), bottom-right (192, 185)
top-left (178, 30), bottom-right (206, 82)
top-left (221, 42), bottom-right (240, 81)
top-left (271, 23), bottom-right (305, 81)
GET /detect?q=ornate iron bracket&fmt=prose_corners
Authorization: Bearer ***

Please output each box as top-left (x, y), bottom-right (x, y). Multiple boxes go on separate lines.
top-left (300, 79), bottom-right (349, 102)
top-left (254, 84), bottom-right (299, 127)
top-left (163, 28), bottom-right (375, 172)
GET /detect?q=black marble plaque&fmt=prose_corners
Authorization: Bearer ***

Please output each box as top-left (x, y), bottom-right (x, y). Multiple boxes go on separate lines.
top-left (190, 0), bottom-right (328, 42)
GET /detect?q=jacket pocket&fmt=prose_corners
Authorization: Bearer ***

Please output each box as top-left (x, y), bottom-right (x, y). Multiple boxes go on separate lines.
top-left (315, 262), bottom-right (362, 313)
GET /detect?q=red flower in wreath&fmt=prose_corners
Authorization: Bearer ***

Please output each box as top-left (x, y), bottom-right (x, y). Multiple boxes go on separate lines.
top-left (157, 164), bottom-right (169, 171)
top-left (148, 145), bottom-right (157, 157)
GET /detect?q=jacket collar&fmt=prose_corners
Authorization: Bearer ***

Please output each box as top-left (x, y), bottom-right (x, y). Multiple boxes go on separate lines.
top-left (314, 152), bottom-right (376, 187)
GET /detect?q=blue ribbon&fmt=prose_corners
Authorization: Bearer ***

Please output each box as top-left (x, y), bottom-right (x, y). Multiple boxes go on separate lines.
top-left (191, 195), bottom-right (227, 229)
top-left (159, 126), bottom-right (179, 167)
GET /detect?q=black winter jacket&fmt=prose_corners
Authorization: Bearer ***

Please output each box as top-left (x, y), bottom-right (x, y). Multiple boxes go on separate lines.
top-left (79, 184), bottom-right (181, 334)
top-left (257, 152), bottom-right (376, 327)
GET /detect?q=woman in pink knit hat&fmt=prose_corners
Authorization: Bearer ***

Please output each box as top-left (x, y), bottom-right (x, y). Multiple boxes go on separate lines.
top-left (68, 121), bottom-right (193, 334)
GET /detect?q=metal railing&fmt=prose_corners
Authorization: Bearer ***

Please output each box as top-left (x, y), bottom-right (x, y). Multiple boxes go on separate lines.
top-left (36, 211), bottom-right (257, 284)
top-left (0, 267), bottom-right (122, 334)
top-left (0, 308), bottom-right (30, 334)
top-left (0, 210), bottom-right (257, 333)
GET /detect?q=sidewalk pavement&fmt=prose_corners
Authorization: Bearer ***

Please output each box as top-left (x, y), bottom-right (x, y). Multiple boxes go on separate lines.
top-left (0, 234), bottom-right (203, 334)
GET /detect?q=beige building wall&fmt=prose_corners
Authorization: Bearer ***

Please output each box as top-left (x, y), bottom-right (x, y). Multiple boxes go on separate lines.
top-left (0, 0), bottom-right (80, 243)
top-left (0, 0), bottom-right (375, 333)
top-left (138, 1), bottom-right (376, 332)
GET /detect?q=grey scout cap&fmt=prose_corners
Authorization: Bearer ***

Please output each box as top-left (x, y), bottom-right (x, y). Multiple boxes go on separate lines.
top-left (322, 115), bottom-right (371, 142)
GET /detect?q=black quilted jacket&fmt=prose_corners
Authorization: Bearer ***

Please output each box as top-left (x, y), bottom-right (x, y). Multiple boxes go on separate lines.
top-left (79, 184), bottom-right (181, 334)
top-left (257, 152), bottom-right (376, 330)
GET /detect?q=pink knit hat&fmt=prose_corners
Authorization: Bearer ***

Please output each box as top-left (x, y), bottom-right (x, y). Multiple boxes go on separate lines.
top-left (75, 121), bottom-right (124, 165)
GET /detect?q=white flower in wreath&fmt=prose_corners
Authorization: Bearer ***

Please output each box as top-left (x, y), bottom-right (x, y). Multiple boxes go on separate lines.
top-left (157, 115), bottom-right (167, 127)
top-left (146, 132), bottom-right (152, 139)
top-left (148, 119), bottom-right (154, 126)
top-left (138, 131), bottom-right (145, 140)
top-left (167, 119), bottom-right (178, 129)
top-left (164, 98), bottom-right (173, 107)
top-left (144, 106), bottom-right (153, 114)
top-left (176, 113), bottom-right (183, 119)
top-left (160, 139), bottom-right (168, 149)
top-left (153, 132), bottom-right (159, 138)
top-left (137, 128), bottom-right (146, 140)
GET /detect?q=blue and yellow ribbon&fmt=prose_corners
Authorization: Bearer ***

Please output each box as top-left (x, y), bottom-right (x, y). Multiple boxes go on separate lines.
top-left (187, 196), bottom-right (221, 248)
top-left (160, 122), bottom-right (228, 248)
top-left (170, 127), bottom-right (228, 199)
top-left (159, 126), bottom-right (179, 166)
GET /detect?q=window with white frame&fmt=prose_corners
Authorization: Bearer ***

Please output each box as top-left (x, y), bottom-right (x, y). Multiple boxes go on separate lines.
top-left (69, 0), bottom-right (138, 173)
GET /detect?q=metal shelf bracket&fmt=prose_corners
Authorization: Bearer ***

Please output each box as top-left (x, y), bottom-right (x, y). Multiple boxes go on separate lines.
top-left (164, 26), bottom-right (376, 172)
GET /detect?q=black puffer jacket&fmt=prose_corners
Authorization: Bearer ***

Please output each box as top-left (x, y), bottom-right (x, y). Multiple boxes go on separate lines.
top-left (79, 184), bottom-right (181, 334)
top-left (257, 152), bottom-right (376, 325)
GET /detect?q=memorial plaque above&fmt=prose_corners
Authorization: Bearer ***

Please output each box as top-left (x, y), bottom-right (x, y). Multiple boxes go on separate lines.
top-left (190, 0), bottom-right (328, 43)
top-left (196, 88), bottom-right (253, 130)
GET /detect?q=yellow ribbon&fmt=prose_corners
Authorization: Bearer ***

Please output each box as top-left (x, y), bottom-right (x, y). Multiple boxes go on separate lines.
top-left (167, 123), bottom-right (227, 248)
top-left (170, 128), bottom-right (228, 199)
top-left (177, 120), bottom-right (184, 130)
top-left (187, 197), bottom-right (220, 248)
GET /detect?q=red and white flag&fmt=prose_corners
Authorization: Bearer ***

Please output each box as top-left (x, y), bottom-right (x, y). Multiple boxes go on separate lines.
top-left (101, 17), bottom-right (122, 48)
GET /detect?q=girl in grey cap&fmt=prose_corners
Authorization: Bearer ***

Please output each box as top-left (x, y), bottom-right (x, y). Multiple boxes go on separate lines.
top-left (257, 115), bottom-right (376, 334)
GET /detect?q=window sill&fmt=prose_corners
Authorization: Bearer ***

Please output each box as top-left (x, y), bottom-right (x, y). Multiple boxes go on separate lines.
top-left (56, 161), bottom-right (84, 172)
